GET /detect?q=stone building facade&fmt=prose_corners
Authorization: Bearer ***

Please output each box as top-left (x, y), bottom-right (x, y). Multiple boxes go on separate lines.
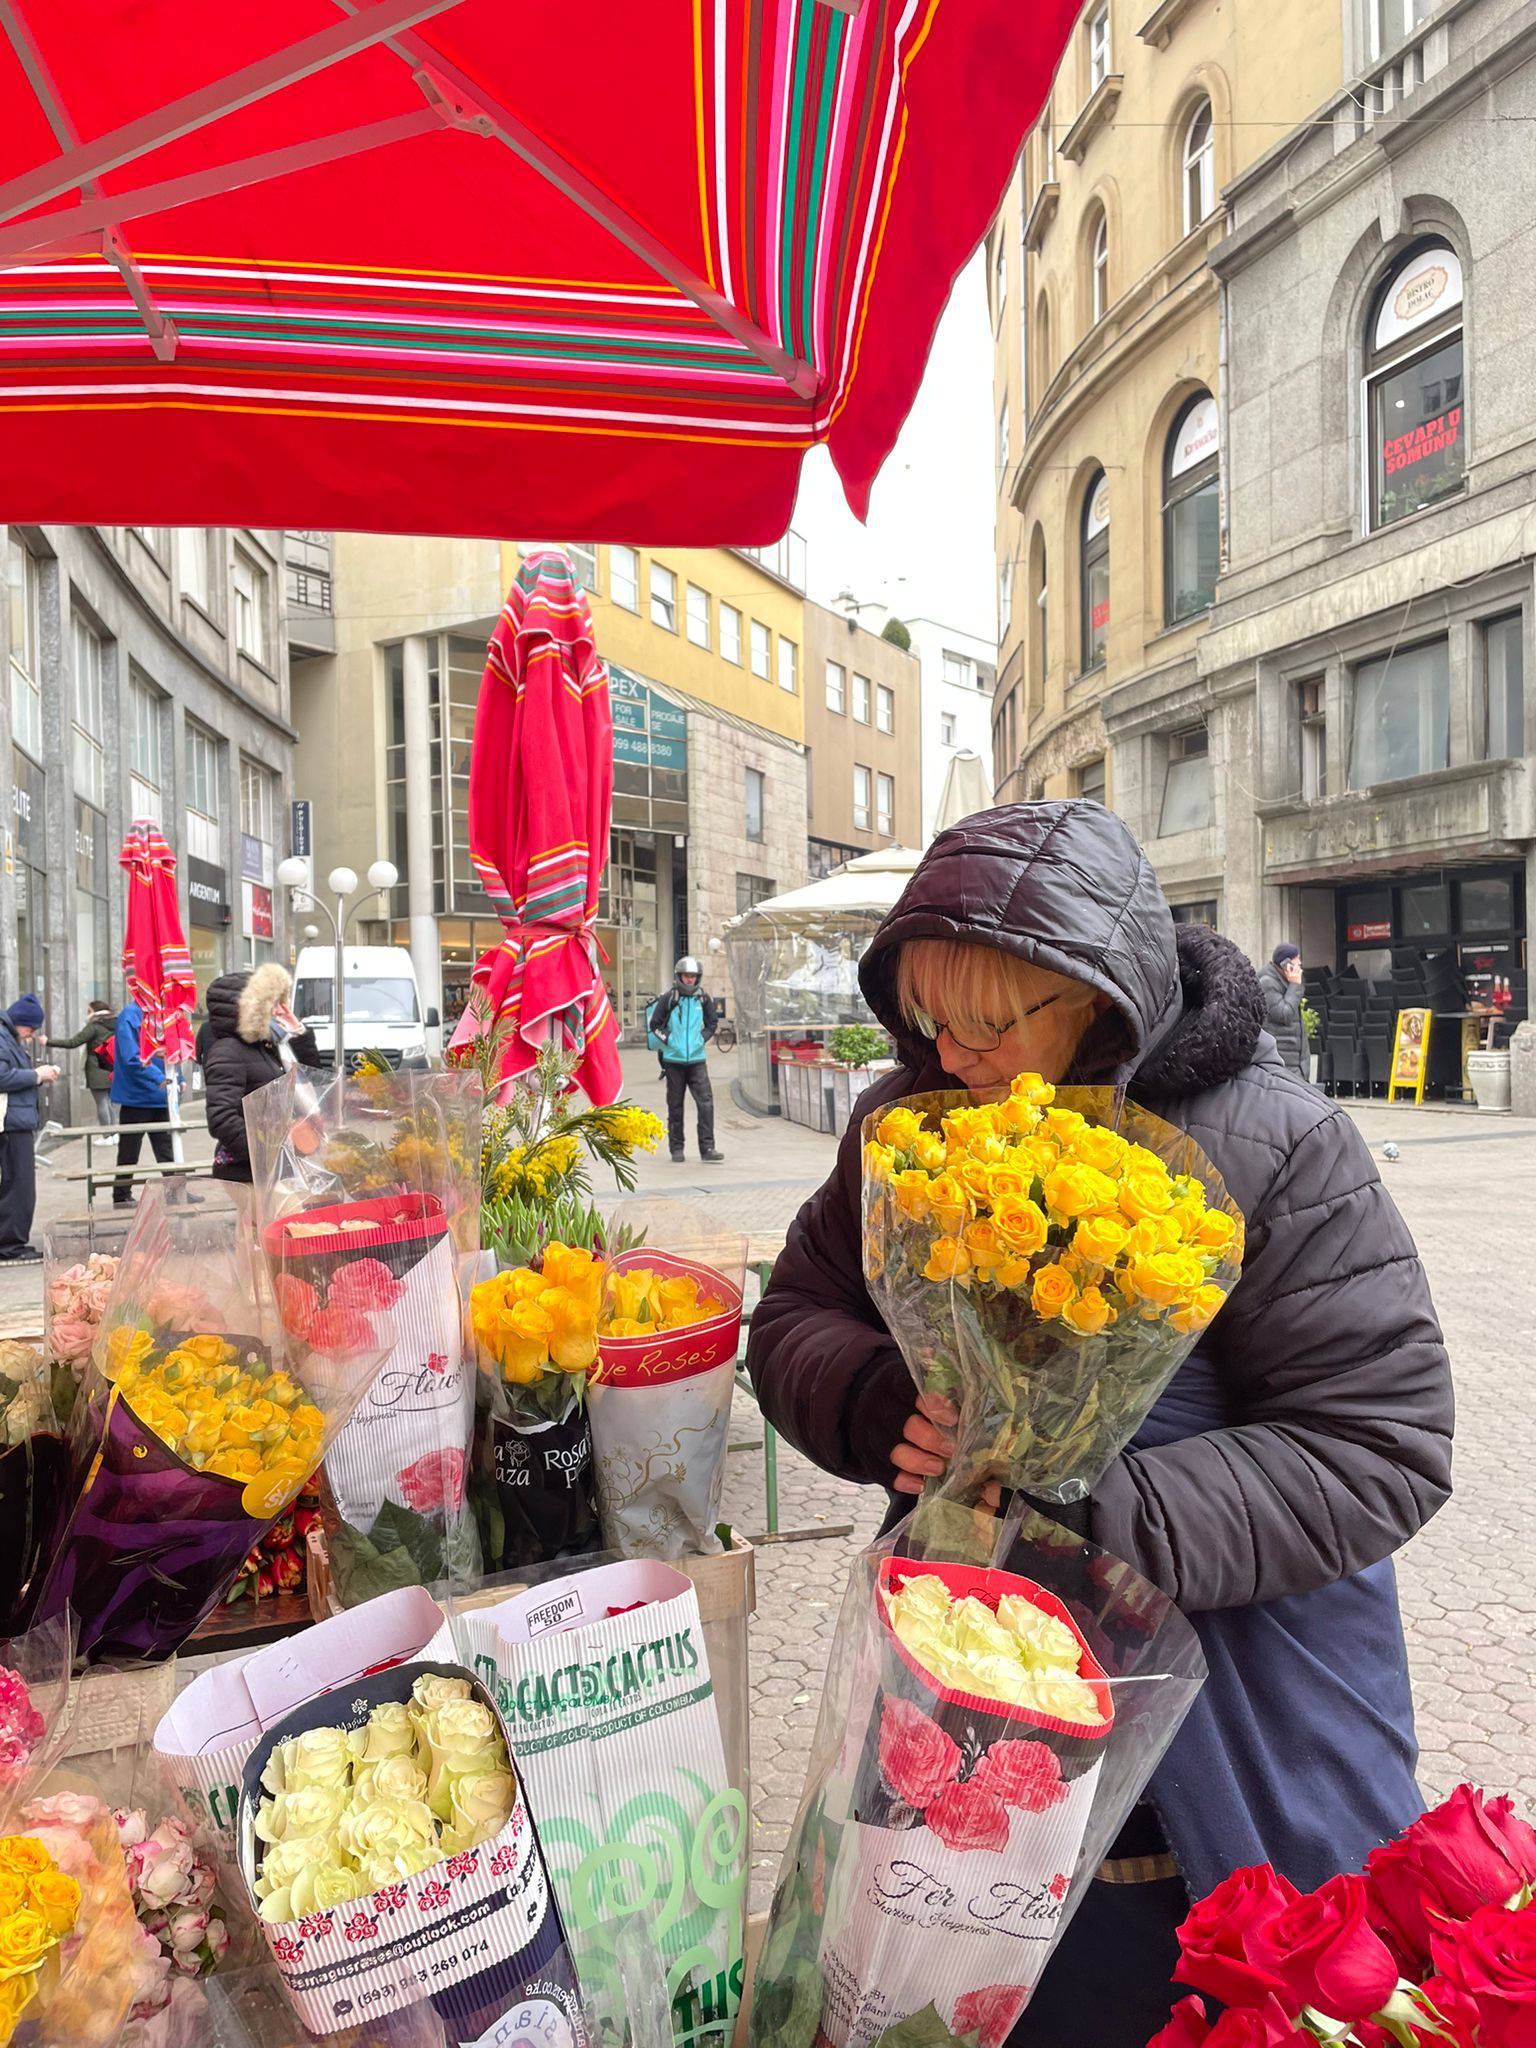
top-left (802, 603), bottom-right (921, 874)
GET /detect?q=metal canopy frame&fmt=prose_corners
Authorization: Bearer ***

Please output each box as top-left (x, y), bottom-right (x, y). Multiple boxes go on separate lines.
top-left (0, 0), bottom-right (822, 398)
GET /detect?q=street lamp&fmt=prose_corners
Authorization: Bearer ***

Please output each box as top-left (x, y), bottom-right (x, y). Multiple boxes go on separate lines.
top-left (276, 853), bottom-right (398, 1072)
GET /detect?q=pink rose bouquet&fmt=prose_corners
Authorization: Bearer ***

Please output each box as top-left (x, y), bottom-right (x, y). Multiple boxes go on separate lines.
top-left (112, 1808), bottom-right (229, 2014)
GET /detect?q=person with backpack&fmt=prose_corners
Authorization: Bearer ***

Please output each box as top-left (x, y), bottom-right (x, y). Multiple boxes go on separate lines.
top-left (50, 997), bottom-right (118, 1125)
top-left (647, 956), bottom-right (724, 1164)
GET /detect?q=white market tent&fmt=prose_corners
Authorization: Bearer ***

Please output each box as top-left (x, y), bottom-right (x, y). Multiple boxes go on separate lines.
top-left (724, 844), bottom-right (922, 1114)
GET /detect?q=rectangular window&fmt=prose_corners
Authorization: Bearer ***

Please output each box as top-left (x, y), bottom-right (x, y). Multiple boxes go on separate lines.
top-left (71, 611), bottom-right (106, 807)
top-left (994, 243), bottom-right (1006, 324)
top-left (133, 526), bottom-right (169, 562)
top-left (750, 621), bottom-right (771, 680)
top-left (736, 872), bottom-right (776, 915)
top-left (240, 757), bottom-right (275, 844)
top-left (942, 650), bottom-right (976, 691)
top-left (1376, 0), bottom-right (1436, 53)
top-left (686, 583), bottom-right (710, 649)
top-left (778, 638), bottom-right (798, 694)
top-left (1088, 3), bottom-right (1111, 88)
top-left (998, 401), bottom-right (1010, 487)
top-left (1077, 754), bottom-right (1106, 804)
top-left (1171, 899), bottom-right (1218, 928)
top-left (999, 564), bottom-right (1014, 640)
top-left (1370, 335), bottom-right (1464, 531)
top-left (744, 766), bottom-right (765, 843)
top-left (1349, 639), bottom-right (1450, 788)
top-left (941, 711), bottom-right (958, 746)
top-left (853, 764), bottom-right (872, 831)
top-left (186, 720), bottom-right (222, 864)
top-left (876, 683), bottom-right (895, 734)
top-left (129, 673), bottom-right (164, 822)
top-left (177, 529), bottom-right (210, 608)
top-left (1483, 614), bottom-right (1525, 760)
top-left (232, 546), bottom-right (269, 663)
top-left (853, 673), bottom-right (871, 724)
top-left (876, 772), bottom-right (894, 836)
top-left (1297, 676), bottom-right (1327, 799)
top-left (720, 604), bottom-right (742, 664)
top-left (610, 545), bottom-right (640, 611)
top-left (567, 543), bottom-right (597, 590)
top-left (825, 660), bottom-right (846, 714)
top-left (1159, 726), bottom-right (1214, 836)
top-left (650, 562), bottom-right (678, 632)
top-left (6, 540), bottom-right (43, 759)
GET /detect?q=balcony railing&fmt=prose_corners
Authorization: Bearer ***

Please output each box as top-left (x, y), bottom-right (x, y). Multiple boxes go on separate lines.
top-left (1334, 6), bottom-right (1459, 148)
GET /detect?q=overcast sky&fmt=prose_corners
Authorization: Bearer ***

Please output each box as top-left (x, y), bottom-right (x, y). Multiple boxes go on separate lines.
top-left (792, 252), bottom-right (995, 643)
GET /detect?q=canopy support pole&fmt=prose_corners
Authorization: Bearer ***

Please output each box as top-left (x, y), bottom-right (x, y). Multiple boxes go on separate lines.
top-left (0, 0), bottom-right (468, 225)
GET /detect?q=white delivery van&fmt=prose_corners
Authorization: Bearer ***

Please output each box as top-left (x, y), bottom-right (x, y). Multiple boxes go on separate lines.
top-left (292, 945), bottom-right (439, 1070)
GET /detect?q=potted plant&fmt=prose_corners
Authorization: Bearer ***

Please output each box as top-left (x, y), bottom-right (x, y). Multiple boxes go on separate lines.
top-left (825, 1024), bottom-right (895, 1134)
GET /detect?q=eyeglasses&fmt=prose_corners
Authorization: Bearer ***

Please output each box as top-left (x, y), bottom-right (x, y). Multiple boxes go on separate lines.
top-left (908, 993), bottom-right (1063, 1055)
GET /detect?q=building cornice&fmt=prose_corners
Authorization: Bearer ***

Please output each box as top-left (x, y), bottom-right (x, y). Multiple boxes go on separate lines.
top-left (1137, 0), bottom-right (1201, 51)
top-left (1059, 75), bottom-right (1123, 164)
top-left (1023, 180), bottom-right (1061, 253)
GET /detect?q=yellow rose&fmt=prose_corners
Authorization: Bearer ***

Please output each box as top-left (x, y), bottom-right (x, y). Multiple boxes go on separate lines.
top-left (891, 1171), bottom-right (933, 1223)
top-left (951, 1155), bottom-right (999, 1204)
top-left (876, 1107), bottom-right (925, 1154)
top-left (962, 1219), bottom-right (1005, 1275)
top-left (922, 1237), bottom-right (973, 1285)
top-left (0, 1907), bottom-right (52, 1980)
top-left (996, 1094), bottom-right (1043, 1137)
top-left (1127, 1248), bottom-right (1207, 1308)
top-left (0, 1843), bottom-right (49, 1882)
top-left (0, 1972), bottom-right (37, 2035)
top-left (0, 1880), bottom-right (21, 1920)
top-left (926, 1173), bottom-right (972, 1237)
top-left (1119, 1168), bottom-right (1175, 1222)
top-left (25, 1869), bottom-right (78, 1940)
top-left (1030, 1264), bottom-right (1078, 1320)
top-left (863, 1142), bottom-right (896, 1185)
top-left (994, 1254), bottom-right (1036, 1289)
top-left (1009, 1072), bottom-right (1056, 1107)
top-left (1073, 1214), bottom-right (1129, 1267)
top-left (1070, 1125), bottom-right (1129, 1174)
top-left (1194, 1209), bottom-right (1241, 1257)
top-left (104, 1327), bottom-right (154, 1379)
top-left (993, 1195), bottom-right (1049, 1257)
top-left (982, 1164), bottom-right (1032, 1203)
top-left (606, 1269), bottom-right (653, 1327)
top-left (912, 1131), bottom-right (947, 1172)
top-left (1042, 1107), bottom-right (1088, 1146)
top-left (1042, 1162), bottom-right (1120, 1221)
top-left (1170, 1283), bottom-right (1229, 1336)
top-left (1121, 1216), bottom-right (1181, 1260)
top-left (544, 1289), bottom-right (599, 1374)
top-left (179, 1333), bottom-right (239, 1367)
top-left (1062, 1286), bottom-right (1114, 1336)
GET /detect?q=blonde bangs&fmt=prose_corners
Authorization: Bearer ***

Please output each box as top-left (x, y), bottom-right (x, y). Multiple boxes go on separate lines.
top-left (895, 939), bottom-right (1072, 1037)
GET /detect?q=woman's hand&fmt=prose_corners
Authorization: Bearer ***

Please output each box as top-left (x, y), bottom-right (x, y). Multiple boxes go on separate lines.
top-left (891, 1390), bottom-right (959, 1495)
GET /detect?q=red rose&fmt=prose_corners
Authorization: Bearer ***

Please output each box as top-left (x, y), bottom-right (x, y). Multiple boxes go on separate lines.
top-left (952, 1983), bottom-right (1030, 2048)
top-left (1175, 1865), bottom-right (1302, 2010)
top-left (1204, 1998), bottom-right (1314, 2046)
top-left (969, 1739), bottom-right (1067, 1814)
top-left (397, 1448), bottom-right (466, 1516)
top-left (1148, 1996), bottom-right (1213, 2046)
top-left (1366, 1786), bottom-right (1536, 1970)
top-left (925, 1783), bottom-right (1010, 1855)
top-left (878, 1698), bottom-right (960, 1810)
top-left (1248, 1873), bottom-right (1399, 2022)
top-left (1416, 1974), bottom-right (1486, 2046)
top-left (1430, 1897), bottom-right (1536, 2048)
top-left (273, 1272), bottom-right (318, 1338)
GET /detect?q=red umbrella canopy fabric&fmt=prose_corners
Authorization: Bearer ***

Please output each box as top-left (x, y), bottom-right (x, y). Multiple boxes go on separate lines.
top-left (0, 0), bottom-right (1075, 542)
top-left (453, 549), bottom-right (623, 1106)
top-left (120, 817), bottom-right (198, 1065)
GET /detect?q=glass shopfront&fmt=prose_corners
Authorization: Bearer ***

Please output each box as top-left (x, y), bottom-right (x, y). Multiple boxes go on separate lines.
top-left (1336, 863), bottom-right (1525, 993)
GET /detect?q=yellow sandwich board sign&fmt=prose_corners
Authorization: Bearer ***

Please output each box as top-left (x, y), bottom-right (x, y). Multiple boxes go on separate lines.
top-left (1387, 1008), bottom-right (1432, 1103)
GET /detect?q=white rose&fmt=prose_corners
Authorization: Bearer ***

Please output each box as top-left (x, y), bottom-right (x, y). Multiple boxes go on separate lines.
top-left (263, 1725), bottom-right (352, 1797)
top-left (348, 1701), bottom-right (417, 1766)
top-left (440, 1769), bottom-right (517, 1855)
top-left (352, 1755), bottom-right (429, 1809)
top-left (255, 1783), bottom-right (346, 1845)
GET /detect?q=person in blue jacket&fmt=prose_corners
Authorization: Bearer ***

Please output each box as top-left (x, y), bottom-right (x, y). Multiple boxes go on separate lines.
top-left (647, 956), bottom-right (725, 1164)
top-left (0, 994), bottom-right (60, 1262)
top-left (110, 1000), bottom-right (174, 1207)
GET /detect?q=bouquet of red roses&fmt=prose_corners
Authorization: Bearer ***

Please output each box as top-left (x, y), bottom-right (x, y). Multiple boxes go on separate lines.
top-left (1150, 1784), bottom-right (1536, 2048)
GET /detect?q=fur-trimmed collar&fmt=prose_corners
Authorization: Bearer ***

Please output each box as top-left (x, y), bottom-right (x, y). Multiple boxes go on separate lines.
top-left (1135, 922), bottom-right (1265, 1097)
top-left (236, 962), bottom-right (293, 1044)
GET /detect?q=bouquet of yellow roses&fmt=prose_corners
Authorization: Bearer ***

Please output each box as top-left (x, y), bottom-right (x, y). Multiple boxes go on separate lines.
top-left (468, 1242), bottom-right (607, 1572)
top-left (862, 1073), bottom-right (1244, 1506)
top-left (35, 1186), bottom-right (389, 1664)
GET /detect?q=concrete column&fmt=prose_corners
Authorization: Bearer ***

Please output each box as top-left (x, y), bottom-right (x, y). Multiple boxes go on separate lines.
top-left (1446, 619), bottom-right (1474, 769)
top-left (401, 635), bottom-right (442, 1019)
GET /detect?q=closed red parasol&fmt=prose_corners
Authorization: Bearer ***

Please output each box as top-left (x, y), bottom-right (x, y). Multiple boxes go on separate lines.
top-left (120, 817), bottom-right (197, 1065)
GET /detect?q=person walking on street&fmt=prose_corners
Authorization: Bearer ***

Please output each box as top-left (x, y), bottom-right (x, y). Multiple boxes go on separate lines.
top-left (0, 995), bottom-right (60, 1262)
top-left (111, 997), bottom-right (174, 1206)
top-left (50, 997), bottom-right (118, 1125)
top-left (1258, 941), bottom-right (1309, 1078)
top-left (648, 956), bottom-right (724, 1164)
top-left (200, 964), bottom-right (320, 1184)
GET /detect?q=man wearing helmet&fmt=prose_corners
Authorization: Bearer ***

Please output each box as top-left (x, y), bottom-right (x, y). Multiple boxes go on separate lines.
top-left (647, 957), bottom-right (725, 1164)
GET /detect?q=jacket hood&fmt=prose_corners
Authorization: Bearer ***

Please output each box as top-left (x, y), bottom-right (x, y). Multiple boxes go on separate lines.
top-left (203, 963), bottom-right (293, 1047)
top-left (859, 800), bottom-right (1264, 1096)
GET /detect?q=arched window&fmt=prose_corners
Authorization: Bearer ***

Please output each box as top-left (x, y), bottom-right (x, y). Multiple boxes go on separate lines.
top-left (1366, 240), bottom-right (1464, 531)
top-left (1182, 100), bottom-right (1214, 234)
top-left (1089, 209), bottom-right (1109, 324)
top-left (1080, 473), bottom-right (1109, 672)
top-left (1163, 392), bottom-right (1220, 623)
top-left (1028, 526), bottom-right (1048, 708)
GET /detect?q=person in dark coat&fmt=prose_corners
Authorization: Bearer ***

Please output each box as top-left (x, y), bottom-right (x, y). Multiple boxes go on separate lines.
top-left (50, 997), bottom-right (118, 1125)
top-left (0, 995), bottom-right (60, 1261)
top-left (746, 801), bottom-right (1453, 2048)
top-left (201, 964), bottom-right (320, 1184)
top-left (1257, 940), bottom-right (1307, 1077)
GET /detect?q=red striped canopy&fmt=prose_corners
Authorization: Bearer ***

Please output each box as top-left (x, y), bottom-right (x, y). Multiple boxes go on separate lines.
top-left (120, 818), bottom-right (197, 1066)
top-left (0, 0), bottom-right (1074, 541)
top-left (452, 549), bottom-right (622, 1106)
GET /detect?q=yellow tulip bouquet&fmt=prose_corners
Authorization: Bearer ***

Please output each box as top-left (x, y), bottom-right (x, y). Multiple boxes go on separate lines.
top-left (34, 1186), bottom-right (388, 1664)
top-left (862, 1072), bottom-right (1245, 1505)
top-left (467, 1242), bottom-right (607, 1571)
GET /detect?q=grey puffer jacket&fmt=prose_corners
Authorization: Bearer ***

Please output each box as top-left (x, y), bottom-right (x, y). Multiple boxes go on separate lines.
top-left (749, 799), bottom-right (1453, 1892)
top-left (1257, 959), bottom-right (1306, 1076)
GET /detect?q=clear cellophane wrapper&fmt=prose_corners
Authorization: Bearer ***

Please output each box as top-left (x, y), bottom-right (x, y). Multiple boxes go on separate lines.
top-left (245, 1070), bottom-right (485, 1609)
top-left (749, 1504), bottom-right (1204, 2048)
top-left (35, 1186), bottom-right (391, 1664)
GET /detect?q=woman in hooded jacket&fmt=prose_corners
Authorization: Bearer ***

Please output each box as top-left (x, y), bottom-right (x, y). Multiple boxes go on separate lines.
top-left (747, 800), bottom-right (1453, 2048)
top-left (200, 963), bottom-right (321, 1184)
